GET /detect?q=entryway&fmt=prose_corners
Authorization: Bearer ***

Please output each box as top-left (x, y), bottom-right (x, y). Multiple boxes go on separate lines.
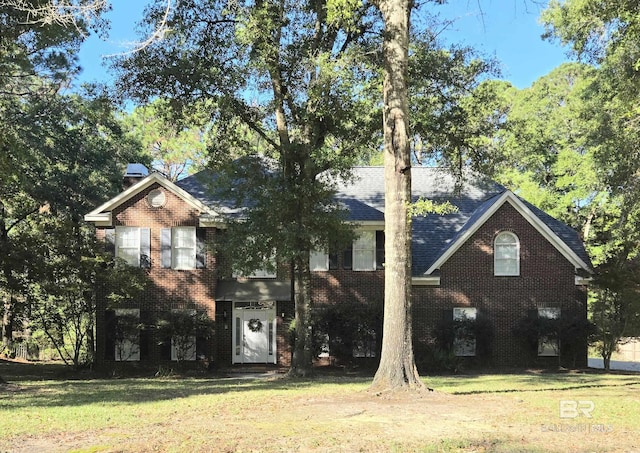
top-left (232, 302), bottom-right (276, 364)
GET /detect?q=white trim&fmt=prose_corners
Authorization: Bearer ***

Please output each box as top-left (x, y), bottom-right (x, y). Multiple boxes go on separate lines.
top-left (84, 173), bottom-right (222, 226)
top-left (425, 191), bottom-right (592, 275)
top-left (84, 212), bottom-right (112, 226)
top-left (346, 220), bottom-right (385, 228)
top-left (412, 276), bottom-right (440, 286)
top-left (575, 276), bottom-right (592, 286)
top-left (494, 231), bottom-right (520, 276)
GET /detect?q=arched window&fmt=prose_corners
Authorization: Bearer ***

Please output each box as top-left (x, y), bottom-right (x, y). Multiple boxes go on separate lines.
top-left (494, 231), bottom-right (519, 276)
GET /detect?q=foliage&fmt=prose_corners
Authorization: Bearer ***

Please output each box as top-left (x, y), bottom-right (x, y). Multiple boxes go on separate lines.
top-left (433, 313), bottom-right (494, 360)
top-left (25, 218), bottom-right (148, 368)
top-left (590, 260), bottom-right (640, 369)
top-left (312, 299), bottom-right (383, 364)
top-left (408, 30), bottom-right (501, 171)
top-left (512, 311), bottom-right (595, 368)
top-left (122, 98), bottom-right (211, 181)
top-left (155, 309), bottom-right (215, 363)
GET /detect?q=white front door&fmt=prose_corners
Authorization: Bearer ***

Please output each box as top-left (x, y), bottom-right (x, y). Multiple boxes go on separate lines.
top-left (233, 303), bottom-right (276, 364)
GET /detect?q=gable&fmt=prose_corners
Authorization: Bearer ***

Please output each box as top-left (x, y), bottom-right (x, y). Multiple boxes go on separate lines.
top-left (84, 173), bottom-right (223, 227)
top-left (424, 191), bottom-right (592, 276)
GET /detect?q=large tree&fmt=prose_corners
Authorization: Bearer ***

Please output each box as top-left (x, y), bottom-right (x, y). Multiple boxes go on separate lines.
top-left (114, 0), bottom-right (383, 376)
top-left (122, 98), bottom-right (211, 181)
top-left (542, 0), bottom-right (640, 362)
top-left (369, 0), bottom-right (424, 391)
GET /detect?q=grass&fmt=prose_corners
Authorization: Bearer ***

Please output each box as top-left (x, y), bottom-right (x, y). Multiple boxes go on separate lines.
top-left (1, 362), bottom-right (639, 452)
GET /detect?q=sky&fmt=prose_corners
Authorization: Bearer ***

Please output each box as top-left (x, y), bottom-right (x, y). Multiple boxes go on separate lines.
top-left (76, 0), bottom-right (572, 90)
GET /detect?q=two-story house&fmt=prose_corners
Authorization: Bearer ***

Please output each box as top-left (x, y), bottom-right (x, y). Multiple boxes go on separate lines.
top-left (84, 164), bottom-right (592, 370)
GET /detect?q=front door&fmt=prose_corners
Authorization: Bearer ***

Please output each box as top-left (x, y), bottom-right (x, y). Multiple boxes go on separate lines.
top-left (232, 302), bottom-right (276, 364)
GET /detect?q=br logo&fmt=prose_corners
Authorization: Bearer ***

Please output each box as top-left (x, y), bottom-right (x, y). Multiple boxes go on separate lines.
top-left (559, 400), bottom-right (595, 419)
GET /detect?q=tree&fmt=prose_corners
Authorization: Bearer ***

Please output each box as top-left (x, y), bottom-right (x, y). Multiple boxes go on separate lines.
top-left (26, 218), bottom-right (148, 368)
top-left (542, 1), bottom-right (640, 357)
top-left (370, 0), bottom-right (424, 391)
top-left (0, 0), bottom-right (112, 350)
top-left (122, 98), bottom-right (210, 181)
top-left (114, 0), bottom-right (383, 376)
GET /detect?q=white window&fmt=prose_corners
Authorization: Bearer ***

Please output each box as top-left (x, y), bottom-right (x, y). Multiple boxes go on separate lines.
top-left (171, 309), bottom-right (197, 361)
top-left (172, 227), bottom-right (196, 270)
top-left (233, 251), bottom-right (277, 278)
top-left (538, 307), bottom-right (560, 356)
top-left (114, 309), bottom-right (140, 362)
top-left (453, 307), bottom-right (477, 357)
top-left (310, 250), bottom-right (329, 271)
top-left (353, 231), bottom-right (376, 271)
top-left (494, 231), bottom-right (520, 276)
top-left (116, 227), bottom-right (140, 266)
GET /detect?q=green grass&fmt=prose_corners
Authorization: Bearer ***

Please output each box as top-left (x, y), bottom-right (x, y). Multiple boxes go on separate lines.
top-left (1, 364), bottom-right (639, 452)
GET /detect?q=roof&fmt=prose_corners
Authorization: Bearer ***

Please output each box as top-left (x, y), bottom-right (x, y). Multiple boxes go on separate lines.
top-left (86, 165), bottom-right (592, 276)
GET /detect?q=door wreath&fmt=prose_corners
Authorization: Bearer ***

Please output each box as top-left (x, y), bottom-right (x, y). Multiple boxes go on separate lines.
top-left (247, 318), bottom-right (263, 333)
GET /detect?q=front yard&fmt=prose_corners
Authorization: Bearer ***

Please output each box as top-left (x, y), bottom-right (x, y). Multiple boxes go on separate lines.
top-left (0, 361), bottom-right (638, 452)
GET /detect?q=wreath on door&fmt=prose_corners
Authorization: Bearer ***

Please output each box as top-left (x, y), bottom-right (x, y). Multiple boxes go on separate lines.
top-left (247, 318), bottom-right (263, 333)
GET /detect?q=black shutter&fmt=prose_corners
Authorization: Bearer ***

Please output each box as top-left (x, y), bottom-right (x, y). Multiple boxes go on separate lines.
top-left (196, 228), bottom-right (206, 269)
top-left (196, 336), bottom-right (206, 360)
top-left (376, 230), bottom-right (385, 270)
top-left (442, 308), bottom-right (454, 322)
top-left (140, 228), bottom-right (151, 268)
top-left (104, 310), bottom-right (116, 360)
top-left (328, 251), bottom-right (339, 270)
top-left (139, 310), bottom-right (151, 360)
top-left (342, 243), bottom-right (353, 270)
top-left (161, 228), bottom-right (172, 268)
top-left (105, 229), bottom-right (116, 256)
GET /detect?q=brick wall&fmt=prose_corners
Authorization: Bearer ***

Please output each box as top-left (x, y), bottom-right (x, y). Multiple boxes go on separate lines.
top-left (95, 182), bottom-right (296, 370)
top-left (413, 202), bottom-right (588, 368)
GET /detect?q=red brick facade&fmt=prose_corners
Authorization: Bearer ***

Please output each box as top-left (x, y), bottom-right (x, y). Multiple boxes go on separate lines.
top-left (93, 182), bottom-right (588, 371)
top-left (413, 203), bottom-right (588, 368)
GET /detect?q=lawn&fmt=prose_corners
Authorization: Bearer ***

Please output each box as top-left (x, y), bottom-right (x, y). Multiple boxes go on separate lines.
top-left (1, 361), bottom-right (639, 452)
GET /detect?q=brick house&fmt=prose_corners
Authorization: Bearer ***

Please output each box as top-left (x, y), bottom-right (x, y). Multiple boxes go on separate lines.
top-left (84, 165), bottom-right (592, 370)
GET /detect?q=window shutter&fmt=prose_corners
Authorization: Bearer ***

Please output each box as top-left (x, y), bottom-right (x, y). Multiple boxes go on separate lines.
top-left (442, 309), bottom-right (454, 322)
top-left (196, 335), bottom-right (206, 360)
top-left (342, 244), bottom-right (353, 270)
top-left (161, 228), bottom-right (172, 268)
top-left (376, 230), bottom-right (385, 270)
top-left (328, 251), bottom-right (339, 270)
top-left (139, 310), bottom-right (151, 360)
top-left (196, 228), bottom-right (206, 269)
top-left (104, 310), bottom-right (116, 360)
top-left (105, 229), bottom-right (116, 256)
top-left (140, 228), bottom-right (151, 268)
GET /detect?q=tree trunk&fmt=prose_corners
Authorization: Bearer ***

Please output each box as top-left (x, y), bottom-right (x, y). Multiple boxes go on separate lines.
top-left (289, 253), bottom-right (314, 376)
top-left (371, 0), bottom-right (423, 391)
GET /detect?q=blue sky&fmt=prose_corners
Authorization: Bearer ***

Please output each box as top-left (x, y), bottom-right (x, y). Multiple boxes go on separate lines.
top-left (77, 1), bottom-right (571, 89)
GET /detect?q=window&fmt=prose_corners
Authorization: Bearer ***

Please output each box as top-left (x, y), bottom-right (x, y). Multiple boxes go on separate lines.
top-left (453, 307), bottom-right (477, 357)
top-left (538, 307), bottom-right (560, 357)
top-left (494, 231), bottom-right (520, 276)
top-left (105, 309), bottom-right (140, 362)
top-left (310, 249), bottom-right (329, 271)
top-left (161, 227), bottom-right (206, 270)
top-left (353, 231), bottom-right (376, 271)
top-left (172, 227), bottom-right (196, 270)
top-left (112, 227), bottom-right (150, 268)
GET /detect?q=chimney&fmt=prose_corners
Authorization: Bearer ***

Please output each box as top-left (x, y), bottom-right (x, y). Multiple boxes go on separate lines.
top-left (123, 163), bottom-right (149, 189)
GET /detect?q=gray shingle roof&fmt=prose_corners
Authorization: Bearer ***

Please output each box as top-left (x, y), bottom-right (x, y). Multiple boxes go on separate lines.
top-left (178, 166), bottom-right (591, 276)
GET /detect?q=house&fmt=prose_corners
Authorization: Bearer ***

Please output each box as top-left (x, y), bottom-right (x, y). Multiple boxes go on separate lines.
top-left (84, 164), bottom-right (592, 370)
